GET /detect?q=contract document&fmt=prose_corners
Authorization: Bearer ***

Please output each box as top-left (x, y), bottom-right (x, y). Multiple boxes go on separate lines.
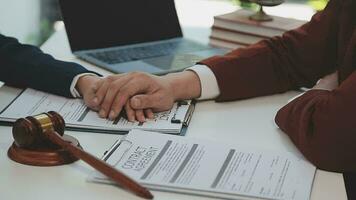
top-left (0, 88), bottom-right (194, 134)
top-left (89, 130), bottom-right (316, 200)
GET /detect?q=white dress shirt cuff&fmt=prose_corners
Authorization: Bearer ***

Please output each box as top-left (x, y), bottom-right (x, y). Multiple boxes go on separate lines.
top-left (70, 73), bottom-right (99, 98)
top-left (186, 64), bottom-right (220, 100)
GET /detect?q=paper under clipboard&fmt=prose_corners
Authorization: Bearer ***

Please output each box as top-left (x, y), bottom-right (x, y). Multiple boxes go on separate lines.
top-left (0, 88), bottom-right (195, 135)
top-left (89, 130), bottom-right (316, 200)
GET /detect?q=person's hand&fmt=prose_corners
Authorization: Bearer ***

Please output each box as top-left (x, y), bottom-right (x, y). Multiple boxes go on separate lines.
top-left (75, 75), bottom-right (103, 110)
top-left (312, 71), bottom-right (339, 91)
top-left (74, 74), bottom-right (154, 122)
top-left (94, 72), bottom-right (175, 121)
top-left (92, 71), bottom-right (201, 121)
top-left (123, 100), bottom-right (155, 122)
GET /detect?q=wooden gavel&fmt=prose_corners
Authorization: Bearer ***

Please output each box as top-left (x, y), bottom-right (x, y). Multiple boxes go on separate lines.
top-left (9, 111), bottom-right (153, 199)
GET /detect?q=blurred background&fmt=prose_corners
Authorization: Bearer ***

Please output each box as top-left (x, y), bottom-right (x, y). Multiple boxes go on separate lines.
top-left (0, 0), bottom-right (60, 45)
top-left (0, 0), bottom-right (327, 46)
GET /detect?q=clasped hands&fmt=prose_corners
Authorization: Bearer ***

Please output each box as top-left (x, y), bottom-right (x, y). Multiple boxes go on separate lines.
top-left (76, 72), bottom-right (179, 122)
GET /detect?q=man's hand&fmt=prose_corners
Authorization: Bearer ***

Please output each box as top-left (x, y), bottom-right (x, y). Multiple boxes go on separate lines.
top-left (75, 75), bottom-right (103, 110)
top-left (312, 71), bottom-right (339, 91)
top-left (92, 71), bottom-right (201, 121)
top-left (95, 72), bottom-right (175, 121)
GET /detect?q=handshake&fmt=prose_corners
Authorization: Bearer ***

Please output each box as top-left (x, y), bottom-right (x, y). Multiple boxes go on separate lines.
top-left (75, 71), bottom-right (201, 122)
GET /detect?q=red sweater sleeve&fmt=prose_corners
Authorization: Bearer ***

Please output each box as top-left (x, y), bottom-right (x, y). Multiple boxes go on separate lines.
top-left (275, 71), bottom-right (356, 172)
top-left (199, 0), bottom-right (342, 102)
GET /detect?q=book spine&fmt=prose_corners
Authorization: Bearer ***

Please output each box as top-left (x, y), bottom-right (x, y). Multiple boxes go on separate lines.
top-left (209, 36), bottom-right (250, 46)
top-left (211, 26), bottom-right (270, 39)
top-left (210, 27), bottom-right (267, 45)
top-left (212, 18), bottom-right (285, 38)
top-left (209, 37), bottom-right (248, 50)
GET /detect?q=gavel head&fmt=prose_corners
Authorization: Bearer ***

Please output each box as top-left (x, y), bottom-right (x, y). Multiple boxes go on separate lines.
top-left (12, 111), bottom-right (65, 148)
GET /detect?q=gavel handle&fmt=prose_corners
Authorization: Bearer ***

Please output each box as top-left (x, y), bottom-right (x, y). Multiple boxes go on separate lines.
top-left (45, 130), bottom-right (153, 199)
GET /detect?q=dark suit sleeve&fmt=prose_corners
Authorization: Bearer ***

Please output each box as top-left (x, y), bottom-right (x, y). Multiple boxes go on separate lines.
top-left (199, 0), bottom-right (341, 101)
top-left (0, 34), bottom-right (95, 97)
top-left (275, 71), bottom-right (356, 173)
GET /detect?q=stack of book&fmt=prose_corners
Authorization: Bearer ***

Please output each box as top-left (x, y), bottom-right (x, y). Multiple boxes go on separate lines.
top-left (210, 9), bottom-right (306, 50)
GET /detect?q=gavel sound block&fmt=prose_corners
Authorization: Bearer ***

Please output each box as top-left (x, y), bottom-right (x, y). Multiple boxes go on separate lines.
top-left (8, 111), bottom-right (79, 166)
top-left (7, 111), bottom-right (153, 199)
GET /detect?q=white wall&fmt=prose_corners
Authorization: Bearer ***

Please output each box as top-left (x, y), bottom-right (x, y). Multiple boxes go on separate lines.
top-left (0, 0), bottom-right (40, 44)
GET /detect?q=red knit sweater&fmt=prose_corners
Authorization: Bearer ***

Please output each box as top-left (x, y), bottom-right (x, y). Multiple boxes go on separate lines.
top-left (200, 0), bottom-right (356, 172)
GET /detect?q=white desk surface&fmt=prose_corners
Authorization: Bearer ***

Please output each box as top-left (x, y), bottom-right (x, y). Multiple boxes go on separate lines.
top-left (0, 0), bottom-right (346, 199)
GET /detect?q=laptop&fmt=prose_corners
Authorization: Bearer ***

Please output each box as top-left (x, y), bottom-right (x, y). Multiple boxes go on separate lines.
top-left (59, 0), bottom-right (225, 75)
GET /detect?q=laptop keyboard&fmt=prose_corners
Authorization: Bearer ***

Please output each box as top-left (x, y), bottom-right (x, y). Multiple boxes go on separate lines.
top-left (86, 40), bottom-right (207, 64)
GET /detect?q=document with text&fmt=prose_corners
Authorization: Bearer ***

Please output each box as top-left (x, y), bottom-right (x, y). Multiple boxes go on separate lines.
top-left (0, 88), bottom-right (194, 134)
top-left (89, 130), bottom-right (316, 200)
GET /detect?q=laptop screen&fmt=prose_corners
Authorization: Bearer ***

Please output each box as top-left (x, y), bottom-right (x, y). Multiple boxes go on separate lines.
top-left (59, 0), bottom-right (182, 51)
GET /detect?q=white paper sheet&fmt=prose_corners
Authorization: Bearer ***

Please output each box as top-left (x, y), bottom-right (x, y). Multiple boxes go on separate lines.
top-left (0, 88), bottom-right (193, 133)
top-left (90, 130), bottom-right (316, 200)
